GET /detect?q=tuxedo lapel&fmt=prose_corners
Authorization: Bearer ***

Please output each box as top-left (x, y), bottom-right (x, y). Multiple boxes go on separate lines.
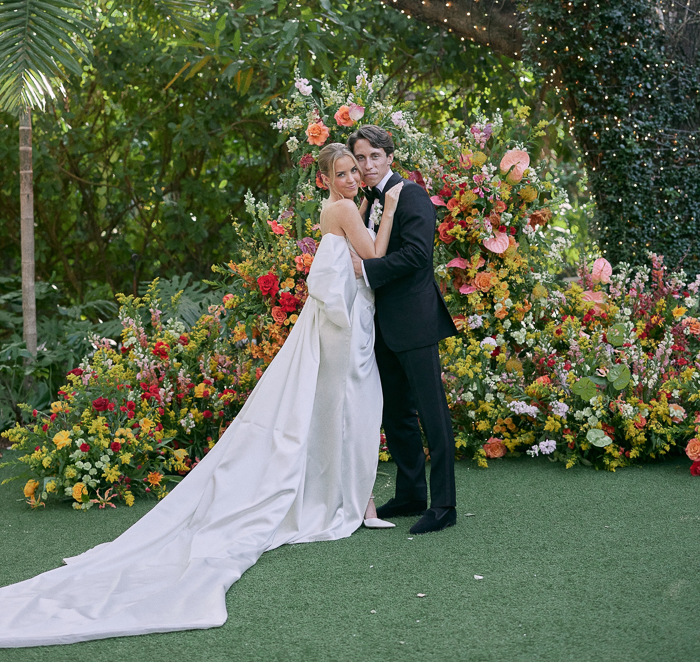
top-left (378, 172), bottom-right (403, 205)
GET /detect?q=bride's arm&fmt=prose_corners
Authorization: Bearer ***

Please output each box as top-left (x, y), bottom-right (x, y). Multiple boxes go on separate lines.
top-left (333, 184), bottom-right (403, 260)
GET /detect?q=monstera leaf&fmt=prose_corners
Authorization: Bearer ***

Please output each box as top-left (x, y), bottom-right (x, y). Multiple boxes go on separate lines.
top-left (587, 429), bottom-right (612, 447)
top-left (606, 324), bottom-right (626, 347)
top-left (607, 365), bottom-right (631, 390)
top-left (572, 377), bottom-right (597, 401)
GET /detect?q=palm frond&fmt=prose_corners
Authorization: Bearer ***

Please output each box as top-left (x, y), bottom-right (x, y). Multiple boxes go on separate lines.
top-left (0, 0), bottom-right (92, 114)
top-left (130, 0), bottom-right (209, 38)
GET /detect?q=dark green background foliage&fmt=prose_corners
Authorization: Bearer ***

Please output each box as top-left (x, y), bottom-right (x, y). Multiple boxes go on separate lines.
top-left (0, 0), bottom-right (577, 305)
top-left (523, 0), bottom-right (700, 275)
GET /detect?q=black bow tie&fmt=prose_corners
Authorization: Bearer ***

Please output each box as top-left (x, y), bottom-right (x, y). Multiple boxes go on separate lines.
top-left (365, 186), bottom-right (380, 203)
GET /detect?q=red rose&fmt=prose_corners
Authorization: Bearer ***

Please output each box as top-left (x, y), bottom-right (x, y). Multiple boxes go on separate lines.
top-left (50, 413), bottom-right (57, 421)
top-left (111, 441), bottom-right (122, 452)
top-left (126, 401), bottom-right (136, 410)
top-left (42, 424), bottom-right (48, 432)
top-left (203, 410), bottom-right (213, 419)
top-left (67, 368), bottom-right (84, 376)
top-left (690, 461), bottom-right (700, 477)
top-left (92, 397), bottom-right (110, 412)
top-left (80, 443), bottom-right (91, 453)
top-left (438, 221), bottom-right (456, 244)
top-left (107, 403), bottom-right (115, 411)
top-left (178, 334), bottom-right (189, 346)
top-left (279, 292), bottom-right (299, 313)
top-left (32, 409), bottom-right (38, 417)
top-left (257, 272), bottom-right (280, 298)
top-left (152, 341), bottom-right (170, 360)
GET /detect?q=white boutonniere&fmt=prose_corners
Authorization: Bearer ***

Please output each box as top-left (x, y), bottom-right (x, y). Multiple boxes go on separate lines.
top-left (369, 201), bottom-right (383, 228)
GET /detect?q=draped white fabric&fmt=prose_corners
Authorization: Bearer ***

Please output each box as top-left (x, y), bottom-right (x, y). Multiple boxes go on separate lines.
top-left (0, 232), bottom-right (382, 648)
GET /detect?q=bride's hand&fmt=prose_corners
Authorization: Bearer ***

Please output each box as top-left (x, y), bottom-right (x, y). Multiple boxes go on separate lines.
top-left (383, 182), bottom-right (404, 217)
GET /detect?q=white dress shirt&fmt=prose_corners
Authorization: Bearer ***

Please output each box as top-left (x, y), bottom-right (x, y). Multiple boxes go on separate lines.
top-left (361, 170), bottom-right (394, 286)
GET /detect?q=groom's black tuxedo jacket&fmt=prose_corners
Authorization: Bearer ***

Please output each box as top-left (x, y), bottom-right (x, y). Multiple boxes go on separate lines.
top-left (364, 173), bottom-right (457, 353)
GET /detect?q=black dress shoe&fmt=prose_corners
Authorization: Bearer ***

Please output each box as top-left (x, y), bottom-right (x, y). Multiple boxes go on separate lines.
top-left (409, 507), bottom-right (457, 535)
top-left (376, 498), bottom-right (427, 519)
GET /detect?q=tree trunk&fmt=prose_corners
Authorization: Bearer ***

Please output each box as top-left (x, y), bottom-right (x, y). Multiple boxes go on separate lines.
top-left (19, 109), bottom-right (37, 356)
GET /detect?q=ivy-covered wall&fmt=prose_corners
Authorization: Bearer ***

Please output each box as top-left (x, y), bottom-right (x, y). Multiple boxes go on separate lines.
top-left (524, 0), bottom-right (700, 275)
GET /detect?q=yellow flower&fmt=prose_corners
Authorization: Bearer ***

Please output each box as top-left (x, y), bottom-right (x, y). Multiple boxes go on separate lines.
top-left (53, 430), bottom-right (72, 449)
top-left (46, 481), bottom-right (57, 493)
top-left (193, 384), bottom-right (208, 398)
top-left (102, 465), bottom-right (121, 483)
top-left (23, 479), bottom-right (39, 498)
top-left (119, 451), bottom-right (133, 465)
top-left (124, 491), bottom-right (135, 507)
top-left (72, 482), bottom-right (87, 502)
top-left (472, 151), bottom-right (487, 168)
top-left (147, 471), bottom-right (163, 486)
top-left (672, 306), bottom-right (687, 318)
top-left (518, 186), bottom-right (538, 203)
top-left (173, 448), bottom-right (188, 462)
top-left (289, 314), bottom-right (298, 324)
top-left (282, 278), bottom-right (295, 290)
top-left (65, 466), bottom-right (77, 479)
top-left (140, 418), bottom-right (155, 433)
top-left (532, 283), bottom-right (548, 299)
top-left (50, 401), bottom-right (64, 414)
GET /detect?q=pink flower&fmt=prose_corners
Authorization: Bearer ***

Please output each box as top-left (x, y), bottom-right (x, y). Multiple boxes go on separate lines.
top-left (459, 284), bottom-right (477, 295)
top-left (348, 103), bottom-right (365, 121)
top-left (499, 150), bottom-right (530, 184)
top-left (582, 290), bottom-right (606, 314)
top-left (483, 231), bottom-right (510, 254)
top-left (446, 257), bottom-right (469, 269)
top-left (430, 195), bottom-right (447, 207)
top-left (591, 258), bottom-right (613, 284)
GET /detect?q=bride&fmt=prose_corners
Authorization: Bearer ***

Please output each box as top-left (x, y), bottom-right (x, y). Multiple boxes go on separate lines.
top-left (0, 143), bottom-right (402, 648)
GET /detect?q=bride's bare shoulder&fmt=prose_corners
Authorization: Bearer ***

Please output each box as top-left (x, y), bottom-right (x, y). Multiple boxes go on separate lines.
top-left (324, 198), bottom-right (358, 218)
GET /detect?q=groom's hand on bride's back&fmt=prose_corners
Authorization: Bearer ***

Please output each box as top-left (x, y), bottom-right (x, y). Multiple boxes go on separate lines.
top-left (351, 252), bottom-right (363, 278)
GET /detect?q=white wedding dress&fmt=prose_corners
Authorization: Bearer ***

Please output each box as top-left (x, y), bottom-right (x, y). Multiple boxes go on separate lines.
top-left (0, 230), bottom-right (382, 648)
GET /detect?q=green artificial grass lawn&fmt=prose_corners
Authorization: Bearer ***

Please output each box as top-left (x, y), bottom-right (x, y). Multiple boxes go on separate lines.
top-left (0, 451), bottom-right (698, 662)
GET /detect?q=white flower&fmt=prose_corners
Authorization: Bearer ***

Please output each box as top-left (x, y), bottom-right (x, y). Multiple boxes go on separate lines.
top-left (485, 393), bottom-right (494, 402)
top-left (467, 314), bottom-right (483, 329)
top-left (480, 337), bottom-right (497, 349)
top-left (526, 445), bottom-right (539, 457)
top-left (539, 439), bottom-right (557, 454)
top-left (295, 78), bottom-right (312, 96)
top-left (464, 392), bottom-right (474, 402)
top-left (286, 136), bottom-right (300, 153)
top-left (587, 416), bottom-right (599, 427)
top-left (391, 111), bottom-right (408, 129)
top-left (551, 401), bottom-right (569, 418)
top-left (508, 401), bottom-right (540, 417)
top-left (369, 201), bottom-right (383, 227)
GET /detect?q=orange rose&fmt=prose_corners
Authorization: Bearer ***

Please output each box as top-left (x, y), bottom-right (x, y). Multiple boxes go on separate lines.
top-left (333, 105), bottom-right (355, 127)
top-left (447, 198), bottom-right (460, 211)
top-left (474, 271), bottom-right (494, 292)
top-left (305, 121), bottom-right (330, 146)
top-left (685, 438), bottom-right (700, 461)
top-left (483, 438), bottom-right (507, 458)
top-left (271, 306), bottom-right (287, 325)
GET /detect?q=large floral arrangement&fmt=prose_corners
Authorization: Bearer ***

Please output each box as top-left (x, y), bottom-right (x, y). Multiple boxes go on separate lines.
top-left (4, 72), bottom-right (700, 510)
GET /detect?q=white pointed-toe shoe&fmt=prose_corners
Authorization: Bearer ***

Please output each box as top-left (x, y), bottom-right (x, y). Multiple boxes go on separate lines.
top-left (363, 517), bottom-right (396, 529)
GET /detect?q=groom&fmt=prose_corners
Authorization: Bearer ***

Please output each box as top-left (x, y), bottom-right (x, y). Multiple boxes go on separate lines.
top-left (348, 126), bottom-right (458, 534)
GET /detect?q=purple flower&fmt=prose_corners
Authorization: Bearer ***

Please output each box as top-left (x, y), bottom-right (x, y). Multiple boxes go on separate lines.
top-left (297, 237), bottom-right (317, 255)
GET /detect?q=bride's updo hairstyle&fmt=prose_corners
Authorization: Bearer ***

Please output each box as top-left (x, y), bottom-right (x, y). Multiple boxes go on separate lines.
top-left (318, 143), bottom-right (359, 193)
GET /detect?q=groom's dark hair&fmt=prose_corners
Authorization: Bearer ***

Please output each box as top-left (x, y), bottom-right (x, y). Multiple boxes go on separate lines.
top-left (347, 125), bottom-right (395, 157)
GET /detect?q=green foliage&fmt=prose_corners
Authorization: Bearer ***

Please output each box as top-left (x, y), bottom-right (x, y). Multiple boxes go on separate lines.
top-left (0, 0), bottom-right (92, 112)
top-left (0, 275), bottom-right (119, 432)
top-left (523, 0), bottom-right (700, 274)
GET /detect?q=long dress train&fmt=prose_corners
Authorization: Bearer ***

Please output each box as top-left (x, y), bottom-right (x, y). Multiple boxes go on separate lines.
top-left (0, 231), bottom-right (382, 648)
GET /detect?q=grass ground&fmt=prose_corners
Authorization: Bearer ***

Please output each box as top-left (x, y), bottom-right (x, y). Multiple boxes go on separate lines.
top-left (0, 451), bottom-right (698, 662)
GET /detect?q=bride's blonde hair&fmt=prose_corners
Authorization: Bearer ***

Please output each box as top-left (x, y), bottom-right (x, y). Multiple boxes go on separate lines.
top-left (318, 143), bottom-right (359, 192)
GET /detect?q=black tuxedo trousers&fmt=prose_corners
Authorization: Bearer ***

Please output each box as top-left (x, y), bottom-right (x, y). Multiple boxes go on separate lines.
top-left (364, 174), bottom-right (457, 508)
top-left (375, 323), bottom-right (456, 508)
